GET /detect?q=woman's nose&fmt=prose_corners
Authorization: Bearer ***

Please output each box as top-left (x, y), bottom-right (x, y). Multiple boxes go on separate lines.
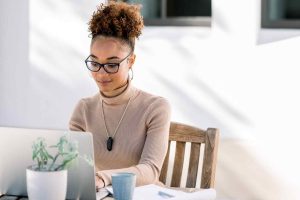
top-left (97, 67), bottom-right (108, 75)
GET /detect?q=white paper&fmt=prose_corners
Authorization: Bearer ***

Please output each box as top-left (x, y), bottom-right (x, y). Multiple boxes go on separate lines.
top-left (96, 187), bottom-right (110, 200)
top-left (106, 184), bottom-right (216, 200)
top-left (172, 188), bottom-right (216, 200)
top-left (133, 184), bottom-right (185, 200)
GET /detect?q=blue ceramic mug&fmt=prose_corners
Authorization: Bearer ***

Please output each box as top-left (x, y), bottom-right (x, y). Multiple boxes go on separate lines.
top-left (112, 172), bottom-right (136, 200)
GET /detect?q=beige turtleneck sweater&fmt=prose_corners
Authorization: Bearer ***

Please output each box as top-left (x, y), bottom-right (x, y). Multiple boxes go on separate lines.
top-left (69, 81), bottom-right (171, 186)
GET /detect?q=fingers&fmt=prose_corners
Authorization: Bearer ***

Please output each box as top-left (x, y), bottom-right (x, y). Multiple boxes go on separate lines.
top-left (95, 175), bottom-right (105, 190)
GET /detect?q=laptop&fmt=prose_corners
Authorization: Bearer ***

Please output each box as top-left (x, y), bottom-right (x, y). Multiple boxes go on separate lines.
top-left (0, 127), bottom-right (98, 200)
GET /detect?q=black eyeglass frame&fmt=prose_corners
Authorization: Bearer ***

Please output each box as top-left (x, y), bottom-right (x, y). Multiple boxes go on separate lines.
top-left (85, 52), bottom-right (133, 74)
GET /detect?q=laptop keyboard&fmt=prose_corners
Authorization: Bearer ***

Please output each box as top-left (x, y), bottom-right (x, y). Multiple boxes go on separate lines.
top-left (0, 195), bottom-right (28, 200)
top-left (0, 195), bottom-right (75, 200)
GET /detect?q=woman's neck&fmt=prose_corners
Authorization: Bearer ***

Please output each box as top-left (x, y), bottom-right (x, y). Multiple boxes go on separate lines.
top-left (101, 81), bottom-right (129, 98)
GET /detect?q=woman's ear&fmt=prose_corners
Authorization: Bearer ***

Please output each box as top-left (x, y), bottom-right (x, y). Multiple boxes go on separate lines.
top-left (128, 54), bottom-right (136, 68)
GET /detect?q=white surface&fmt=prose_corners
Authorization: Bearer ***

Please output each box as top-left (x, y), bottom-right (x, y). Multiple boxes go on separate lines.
top-left (106, 184), bottom-right (216, 200)
top-left (97, 188), bottom-right (110, 200)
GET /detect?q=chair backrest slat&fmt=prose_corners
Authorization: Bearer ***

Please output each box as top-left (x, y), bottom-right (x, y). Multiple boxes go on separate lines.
top-left (186, 142), bottom-right (201, 188)
top-left (201, 128), bottom-right (219, 188)
top-left (169, 123), bottom-right (206, 143)
top-left (159, 122), bottom-right (219, 189)
top-left (170, 141), bottom-right (186, 187)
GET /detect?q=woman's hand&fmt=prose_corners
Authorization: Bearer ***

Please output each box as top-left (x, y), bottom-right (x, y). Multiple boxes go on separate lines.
top-left (95, 175), bottom-right (105, 191)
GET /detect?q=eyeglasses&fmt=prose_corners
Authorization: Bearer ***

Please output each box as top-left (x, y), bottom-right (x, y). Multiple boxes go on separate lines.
top-left (85, 52), bottom-right (132, 74)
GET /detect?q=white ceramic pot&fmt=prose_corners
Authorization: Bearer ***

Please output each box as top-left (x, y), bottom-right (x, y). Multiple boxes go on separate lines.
top-left (26, 166), bottom-right (67, 200)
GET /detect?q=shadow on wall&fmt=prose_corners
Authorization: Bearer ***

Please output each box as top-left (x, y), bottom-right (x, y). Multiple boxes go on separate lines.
top-left (151, 70), bottom-right (252, 138)
top-left (28, 19), bottom-right (97, 129)
top-left (257, 29), bottom-right (300, 45)
top-left (212, 6), bottom-right (231, 33)
top-left (27, 64), bottom-right (90, 129)
top-left (153, 71), bottom-right (231, 132)
top-left (188, 76), bottom-right (252, 127)
top-left (216, 139), bottom-right (288, 200)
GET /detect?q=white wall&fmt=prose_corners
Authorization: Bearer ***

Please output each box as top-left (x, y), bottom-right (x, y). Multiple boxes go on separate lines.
top-left (1, 0), bottom-right (300, 199)
top-left (0, 0), bottom-right (29, 127)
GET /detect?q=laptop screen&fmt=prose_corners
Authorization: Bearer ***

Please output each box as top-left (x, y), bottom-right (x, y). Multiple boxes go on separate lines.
top-left (0, 127), bottom-right (97, 200)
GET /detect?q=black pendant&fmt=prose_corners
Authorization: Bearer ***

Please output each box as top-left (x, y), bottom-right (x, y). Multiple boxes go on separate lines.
top-left (107, 137), bottom-right (113, 151)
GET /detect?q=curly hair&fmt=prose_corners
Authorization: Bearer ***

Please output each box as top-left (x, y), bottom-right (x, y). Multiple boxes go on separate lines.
top-left (88, 1), bottom-right (144, 51)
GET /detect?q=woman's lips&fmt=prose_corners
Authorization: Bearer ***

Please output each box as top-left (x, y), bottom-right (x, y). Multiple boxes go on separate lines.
top-left (97, 80), bottom-right (112, 85)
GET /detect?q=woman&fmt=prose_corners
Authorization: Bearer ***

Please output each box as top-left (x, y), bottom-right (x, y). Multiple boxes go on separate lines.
top-left (69, 1), bottom-right (171, 189)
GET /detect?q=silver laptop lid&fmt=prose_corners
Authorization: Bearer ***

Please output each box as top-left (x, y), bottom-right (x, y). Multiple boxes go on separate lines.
top-left (0, 127), bottom-right (96, 200)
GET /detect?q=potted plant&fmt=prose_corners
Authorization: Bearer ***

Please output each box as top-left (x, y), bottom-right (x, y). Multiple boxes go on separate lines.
top-left (26, 135), bottom-right (93, 200)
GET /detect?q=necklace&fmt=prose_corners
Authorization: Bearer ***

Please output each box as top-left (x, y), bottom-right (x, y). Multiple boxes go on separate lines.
top-left (101, 97), bottom-right (132, 151)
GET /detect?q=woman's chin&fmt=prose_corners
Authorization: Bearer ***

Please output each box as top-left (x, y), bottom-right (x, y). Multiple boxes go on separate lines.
top-left (99, 87), bottom-right (112, 93)
top-left (97, 82), bottom-right (111, 91)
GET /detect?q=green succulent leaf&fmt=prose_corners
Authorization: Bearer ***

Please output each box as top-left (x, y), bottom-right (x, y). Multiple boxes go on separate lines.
top-left (31, 134), bottom-right (93, 171)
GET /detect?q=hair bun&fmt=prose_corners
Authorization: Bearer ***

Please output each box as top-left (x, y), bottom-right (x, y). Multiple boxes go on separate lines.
top-left (88, 2), bottom-right (144, 40)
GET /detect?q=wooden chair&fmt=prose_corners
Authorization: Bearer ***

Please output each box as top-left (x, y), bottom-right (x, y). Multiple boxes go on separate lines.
top-left (159, 122), bottom-right (219, 189)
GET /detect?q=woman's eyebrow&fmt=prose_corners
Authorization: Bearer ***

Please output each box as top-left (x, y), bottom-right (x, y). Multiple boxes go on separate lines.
top-left (90, 54), bottom-right (97, 59)
top-left (90, 54), bottom-right (120, 60)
